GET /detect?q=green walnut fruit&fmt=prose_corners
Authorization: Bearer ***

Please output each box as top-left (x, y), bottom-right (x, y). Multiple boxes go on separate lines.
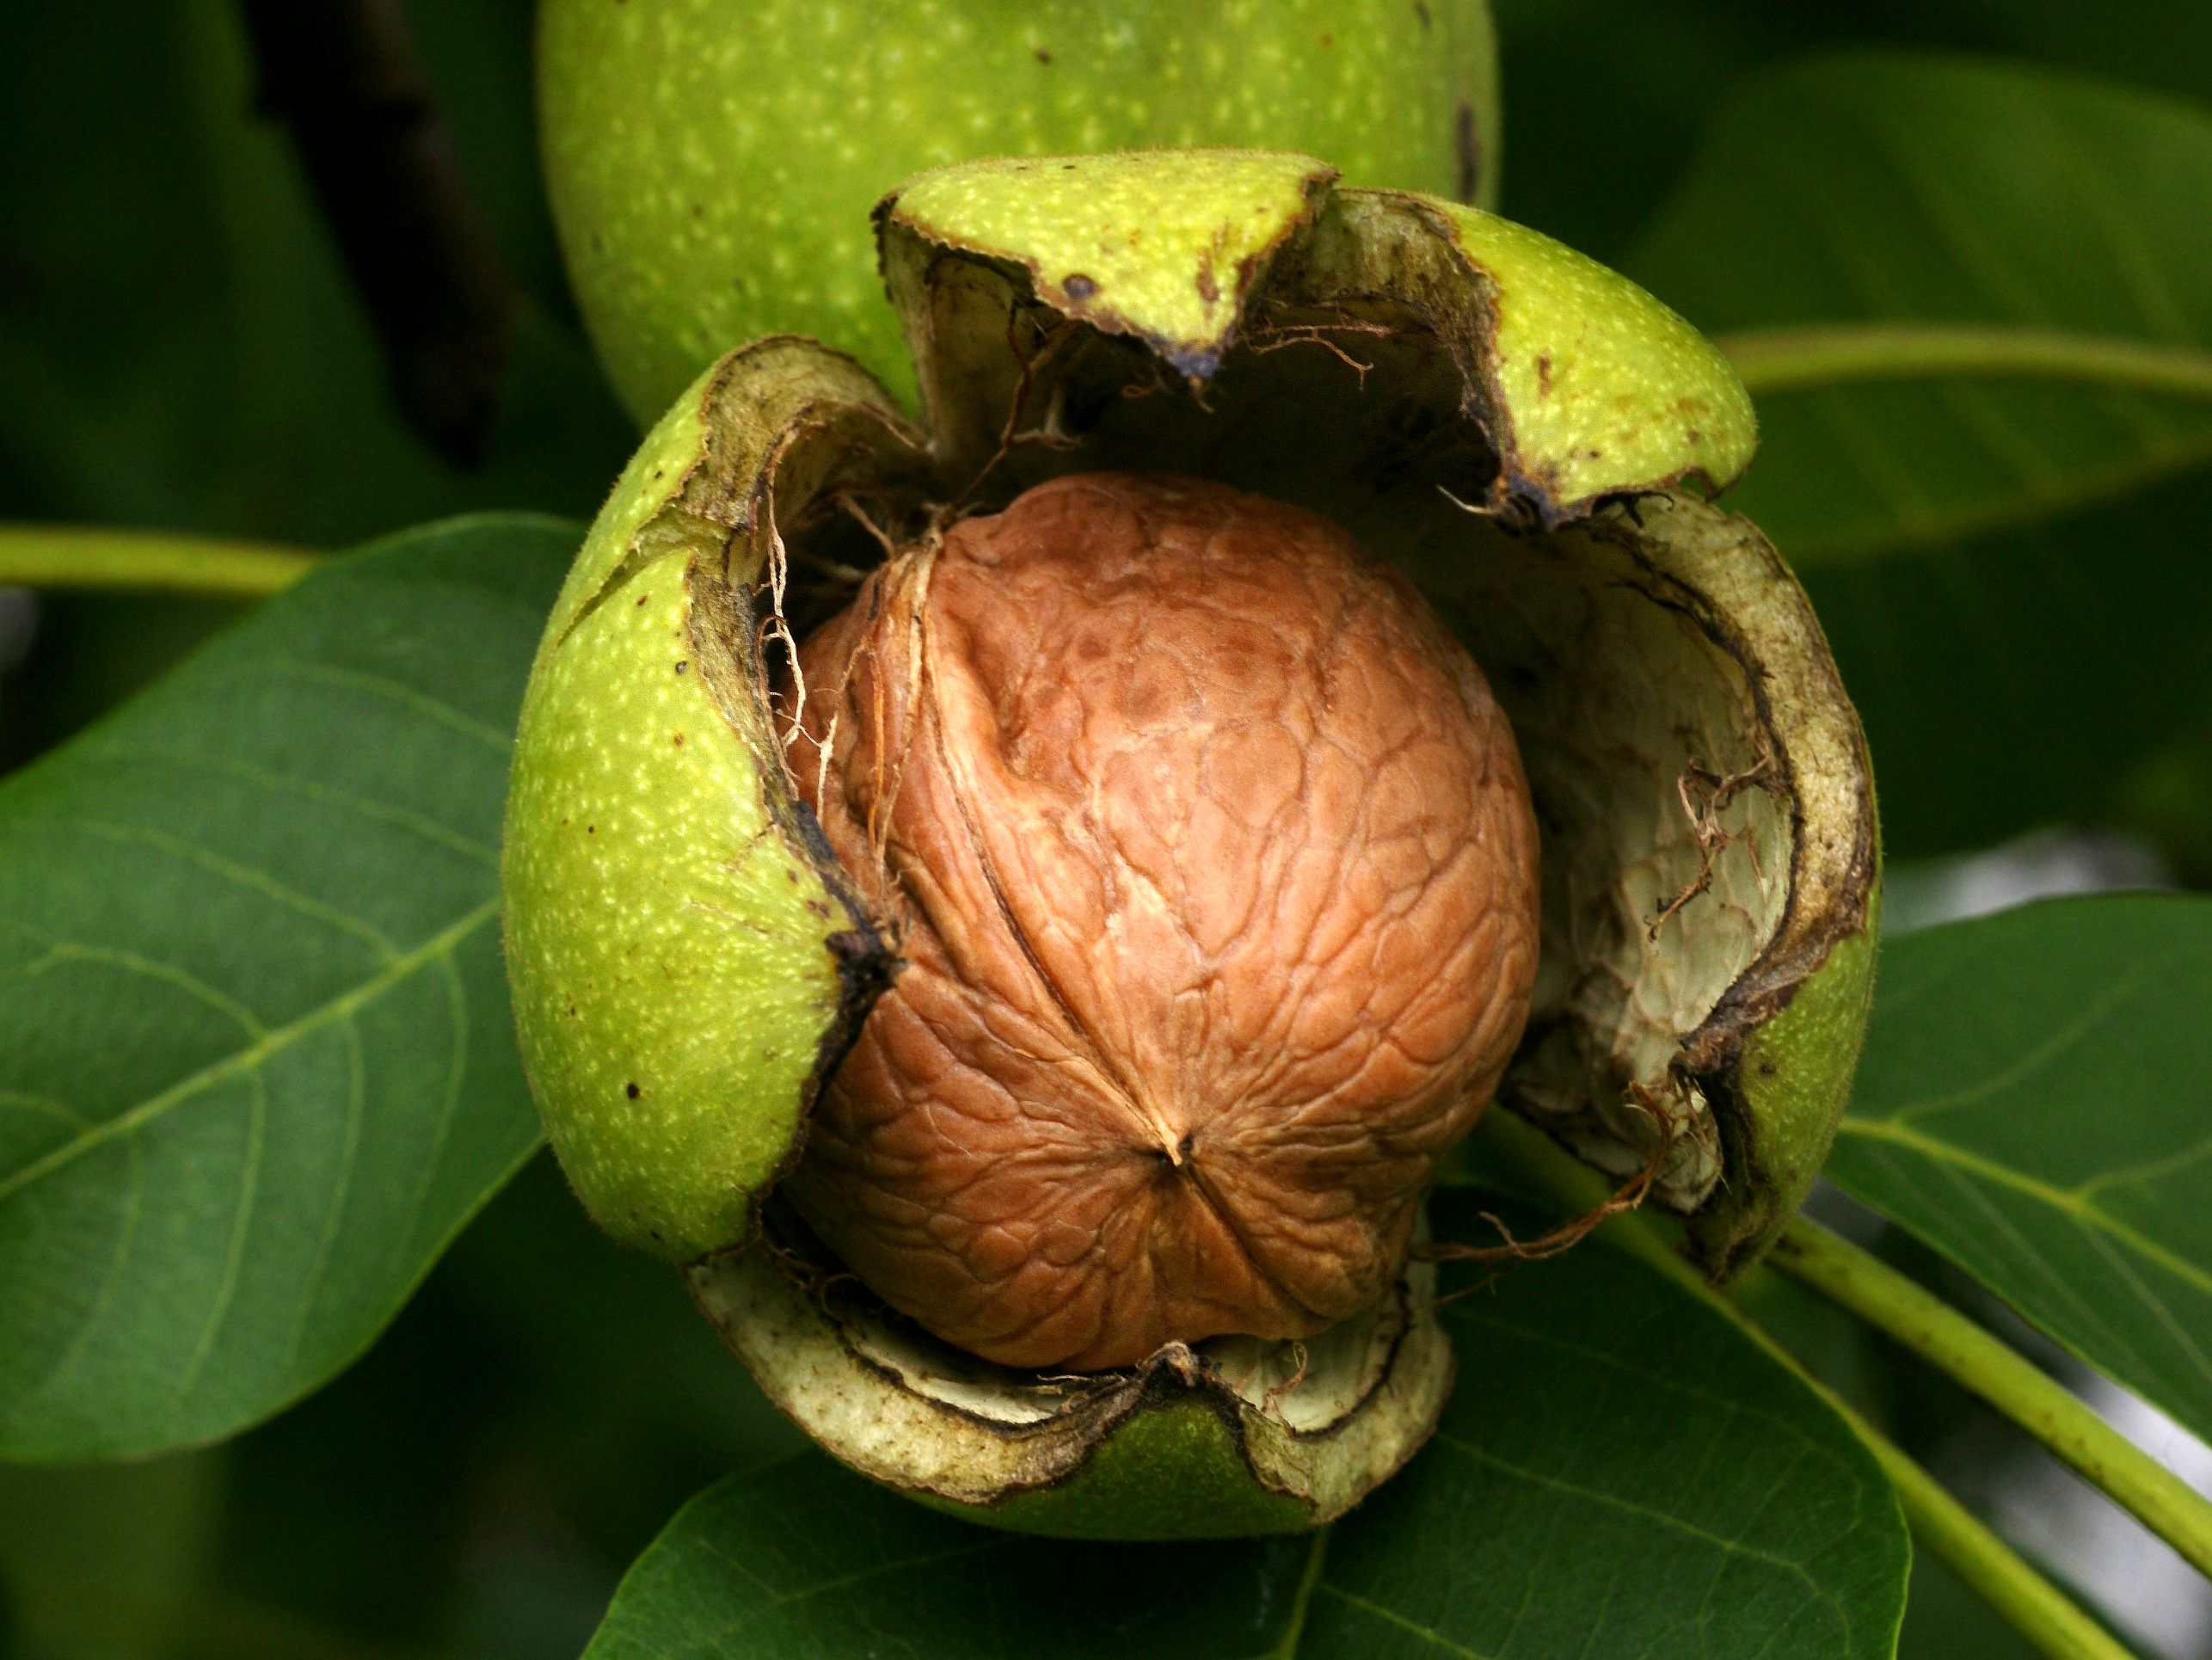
top-left (501, 151), bottom-right (1879, 1539)
top-left (538, 0), bottom-right (1501, 421)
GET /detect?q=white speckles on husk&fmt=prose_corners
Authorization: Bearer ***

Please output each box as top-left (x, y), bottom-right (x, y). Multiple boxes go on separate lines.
top-left (539, 0), bottom-right (1503, 418)
top-left (502, 340), bottom-right (928, 1260)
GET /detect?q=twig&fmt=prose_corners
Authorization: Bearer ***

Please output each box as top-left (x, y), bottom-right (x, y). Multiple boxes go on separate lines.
top-left (237, 0), bottom-right (516, 465)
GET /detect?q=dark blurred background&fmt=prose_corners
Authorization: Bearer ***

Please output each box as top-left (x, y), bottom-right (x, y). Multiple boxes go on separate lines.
top-left (2, 3), bottom-right (2206, 1656)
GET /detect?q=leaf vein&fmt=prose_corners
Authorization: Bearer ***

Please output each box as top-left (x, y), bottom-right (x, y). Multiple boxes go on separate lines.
top-left (178, 1065), bottom-right (267, 1395)
top-left (0, 899), bottom-right (499, 1208)
top-left (1312, 1584), bottom-right (1496, 1657)
top-left (1839, 1116), bottom-right (2212, 1297)
top-left (1428, 1429), bottom-right (1851, 1625)
top-left (38, 816), bottom-right (400, 959)
top-left (74, 747), bottom-right (497, 865)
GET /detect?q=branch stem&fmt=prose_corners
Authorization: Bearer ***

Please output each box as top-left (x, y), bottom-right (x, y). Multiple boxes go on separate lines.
top-left (1717, 322), bottom-right (2212, 403)
top-left (0, 527), bottom-right (316, 599)
top-left (1864, 1422), bottom-right (2136, 1660)
top-left (1472, 1112), bottom-right (2136, 1660)
top-left (1772, 1216), bottom-right (2212, 1580)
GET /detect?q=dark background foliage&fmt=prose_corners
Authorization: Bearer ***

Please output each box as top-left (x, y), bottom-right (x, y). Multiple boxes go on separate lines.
top-left (2, 2), bottom-right (2206, 1657)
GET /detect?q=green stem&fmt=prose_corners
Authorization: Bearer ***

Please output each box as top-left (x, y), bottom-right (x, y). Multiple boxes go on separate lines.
top-left (1472, 1112), bottom-right (2137, 1660)
top-left (1871, 1440), bottom-right (2135, 1660)
top-left (1772, 1217), bottom-right (2212, 1580)
top-left (1717, 322), bottom-right (2212, 403)
top-left (0, 526), bottom-right (317, 599)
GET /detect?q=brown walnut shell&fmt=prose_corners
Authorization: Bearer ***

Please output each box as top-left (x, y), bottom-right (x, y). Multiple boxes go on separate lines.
top-left (783, 472), bottom-right (1541, 1370)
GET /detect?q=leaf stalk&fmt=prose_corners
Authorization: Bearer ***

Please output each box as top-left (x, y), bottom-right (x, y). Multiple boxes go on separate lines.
top-left (1772, 1215), bottom-right (2212, 1581)
top-left (0, 527), bottom-right (316, 599)
top-left (1718, 322), bottom-right (2212, 403)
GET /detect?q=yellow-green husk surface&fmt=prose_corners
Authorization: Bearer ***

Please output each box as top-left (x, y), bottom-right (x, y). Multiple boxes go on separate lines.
top-left (538, 0), bottom-right (1502, 418)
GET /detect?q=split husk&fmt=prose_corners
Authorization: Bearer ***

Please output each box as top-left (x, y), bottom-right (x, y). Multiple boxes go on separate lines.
top-left (501, 151), bottom-right (1877, 1538)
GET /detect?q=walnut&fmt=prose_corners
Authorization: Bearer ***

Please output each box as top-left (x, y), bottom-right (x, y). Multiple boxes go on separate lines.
top-left (506, 153), bottom-right (1878, 1531)
top-left (782, 472), bottom-right (1540, 1370)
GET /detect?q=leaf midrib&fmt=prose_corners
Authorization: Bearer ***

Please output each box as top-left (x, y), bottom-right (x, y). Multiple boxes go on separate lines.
top-left (0, 896), bottom-right (501, 1206)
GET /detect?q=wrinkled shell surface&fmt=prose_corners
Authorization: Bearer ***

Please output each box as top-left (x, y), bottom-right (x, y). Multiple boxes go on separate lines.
top-left (783, 473), bottom-right (1540, 1370)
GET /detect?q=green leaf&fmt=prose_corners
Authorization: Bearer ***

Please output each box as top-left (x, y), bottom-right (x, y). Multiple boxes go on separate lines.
top-left (1637, 57), bottom-right (2212, 563)
top-left (591, 1462), bottom-right (1312, 1660)
top-left (585, 1192), bottom-right (1907, 1658)
top-left (1827, 892), bottom-right (2212, 1448)
top-left (1625, 55), bottom-right (2212, 853)
top-left (0, 514), bottom-right (574, 1460)
top-left (1488, 0), bottom-right (2212, 268)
